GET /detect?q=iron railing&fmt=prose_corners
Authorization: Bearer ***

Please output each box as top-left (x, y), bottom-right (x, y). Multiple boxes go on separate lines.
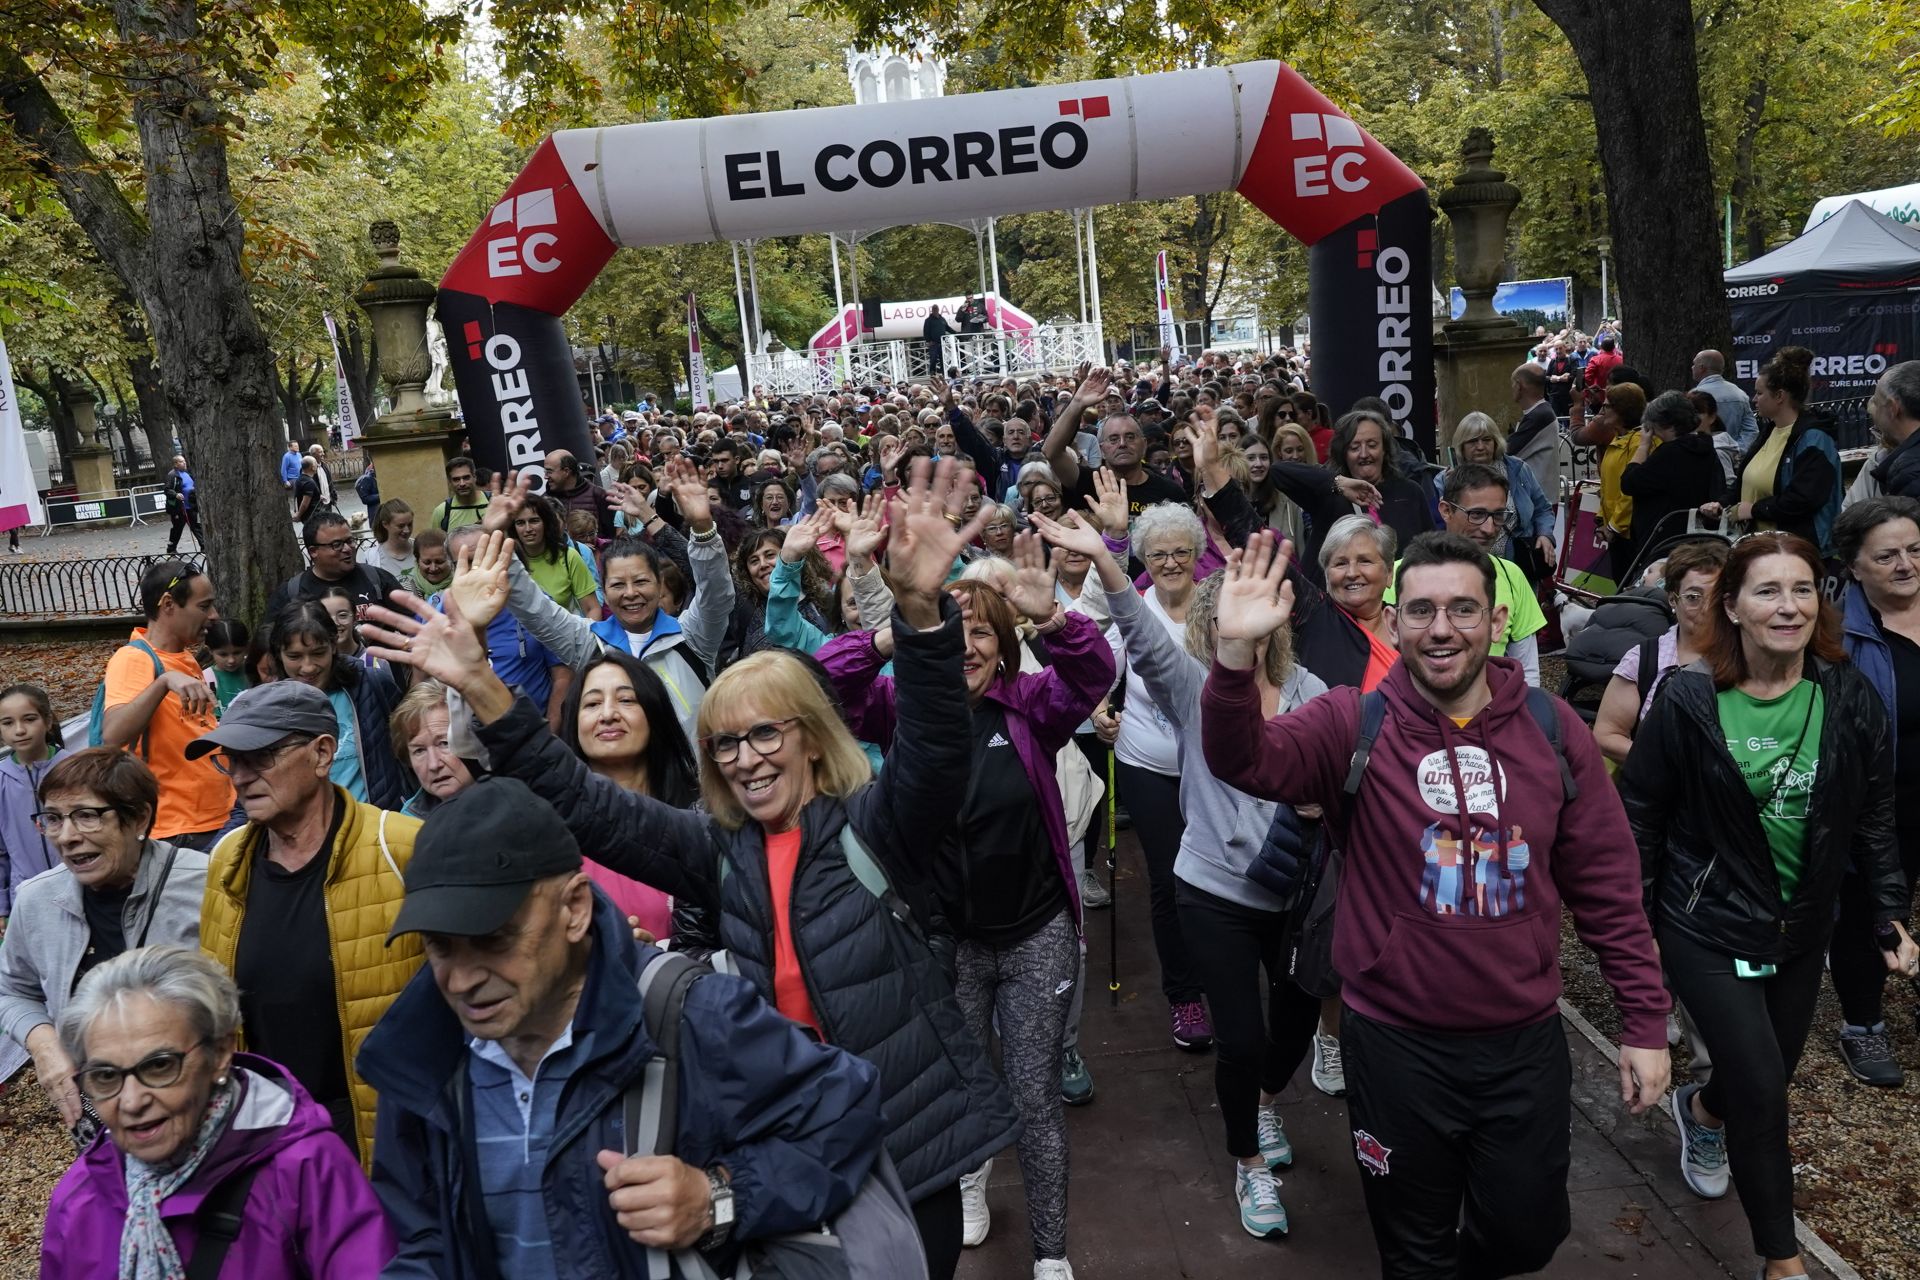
top-left (0, 552), bottom-right (209, 619)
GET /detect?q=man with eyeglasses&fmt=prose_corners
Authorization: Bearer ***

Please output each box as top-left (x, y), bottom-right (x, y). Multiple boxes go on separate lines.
top-left (1202, 529), bottom-right (1670, 1280)
top-left (188, 681), bottom-right (425, 1160)
top-left (99, 561), bottom-right (232, 850)
top-left (1040, 365), bottom-right (1186, 525)
top-left (265, 511), bottom-right (406, 623)
top-left (1383, 462), bottom-right (1547, 686)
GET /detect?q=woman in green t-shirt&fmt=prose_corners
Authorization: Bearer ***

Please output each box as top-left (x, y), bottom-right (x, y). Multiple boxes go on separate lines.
top-left (512, 494), bottom-right (602, 621)
top-left (1621, 532), bottom-right (1917, 1280)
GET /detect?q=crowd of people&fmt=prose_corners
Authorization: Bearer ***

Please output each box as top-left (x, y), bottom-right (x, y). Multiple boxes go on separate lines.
top-left (2, 341), bottom-right (1920, 1280)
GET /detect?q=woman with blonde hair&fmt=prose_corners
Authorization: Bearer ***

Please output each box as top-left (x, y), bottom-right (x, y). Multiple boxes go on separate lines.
top-left (1444, 411), bottom-right (1556, 571)
top-left (360, 460), bottom-right (1021, 1280)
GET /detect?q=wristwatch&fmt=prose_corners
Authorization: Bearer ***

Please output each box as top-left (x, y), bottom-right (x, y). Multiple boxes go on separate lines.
top-left (696, 1167), bottom-right (734, 1252)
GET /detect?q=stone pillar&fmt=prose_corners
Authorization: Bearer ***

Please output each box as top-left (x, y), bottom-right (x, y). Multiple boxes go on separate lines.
top-left (1432, 129), bottom-right (1535, 446)
top-left (64, 388), bottom-right (118, 498)
top-left (354, 220), bottom-right (462, 523)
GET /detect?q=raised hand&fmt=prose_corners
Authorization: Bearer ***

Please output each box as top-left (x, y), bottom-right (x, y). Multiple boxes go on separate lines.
top-left (780, 510), bottom-right (829, 564)
top-left (480, 470), bottom-right (535, 536)
top-left (1089, 466), bottom-right (1130, 537)
top-left (607, 481), bottom-right (655, 524)
top-left (843, 492), bottom-right (888, 567)
top-left (1214, 531), bottom-right (1298, 665)
top-left (928, 374), bottom-right (952, 408)
top-left (446, 530), bottom-right (512, 629)
top-left (662, 458), bottom-right (713, 533)
top-left (877, 435), bottom-right (906, 481)
top-left (1334, 475), bottom-right (1383, 508)
top-left (887, 457), bottom-right (989, 625)
top-left (1005, 530), bottom-right (1061, 622)
top-left (361, 588), bottom-right (493, 694)
top-left (1074, 365), bottom-right (1112, 405)
top-left (1029, 509), bottom-right (1107, 560)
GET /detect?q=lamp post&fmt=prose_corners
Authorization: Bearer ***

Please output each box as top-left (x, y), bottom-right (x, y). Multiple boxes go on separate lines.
top-left (1595, 235), bottom-right (1613, 325)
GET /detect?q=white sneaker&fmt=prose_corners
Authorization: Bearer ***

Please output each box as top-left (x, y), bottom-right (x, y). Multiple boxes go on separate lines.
top-left (1311, 1032), bottom-right (1346, 1097)
top-left (959, 1160), bottom-right (991, 1247)
top-left (1033, 1260), bottom-right (1075, 1279)
top-left (1670, 1082), bottom-right (1729, 1199)
top-left (1235, 1161), bottom-right (1289, 1237)
top-left (1078, 866), bottom-right (1111, 909)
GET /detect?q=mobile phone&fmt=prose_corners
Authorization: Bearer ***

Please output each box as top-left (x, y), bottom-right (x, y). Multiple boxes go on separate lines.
top-left (1733, 958), bottom-right (1777, 980)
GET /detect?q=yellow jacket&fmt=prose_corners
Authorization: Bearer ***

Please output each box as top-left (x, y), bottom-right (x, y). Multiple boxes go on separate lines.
top-left (201, 789), bottom-right (423, 1171)
top-left (1598, 429), bottom-right (1656, 535)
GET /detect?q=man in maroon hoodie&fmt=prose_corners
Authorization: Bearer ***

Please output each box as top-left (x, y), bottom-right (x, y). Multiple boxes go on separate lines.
top-left (1201, 529), bottom-right (1669, 1279)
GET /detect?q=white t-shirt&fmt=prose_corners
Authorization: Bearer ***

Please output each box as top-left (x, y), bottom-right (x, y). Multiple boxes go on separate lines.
top-left (363, 543), bottom-right (414, 578)
top-left (1115, 588), bottom-right (1183, 775)
top-left (1611, 625), bottom-right (1680, 722)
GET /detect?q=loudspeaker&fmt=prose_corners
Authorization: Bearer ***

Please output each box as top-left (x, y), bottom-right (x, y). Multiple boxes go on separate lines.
top-left (861, 298), bottom-right (882, 331)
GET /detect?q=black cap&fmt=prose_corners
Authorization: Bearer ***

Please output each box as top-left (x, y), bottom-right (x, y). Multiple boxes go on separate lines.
top-left (186, 683), bottom-right (337, 758)
top-left (386, 779), bottom-right (584, 942)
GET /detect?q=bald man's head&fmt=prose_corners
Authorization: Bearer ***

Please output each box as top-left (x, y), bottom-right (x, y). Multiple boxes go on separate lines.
top-left (543, 450), bottom-right (579, 493)
top-left (1691, 350), bottom-right (1725, 378)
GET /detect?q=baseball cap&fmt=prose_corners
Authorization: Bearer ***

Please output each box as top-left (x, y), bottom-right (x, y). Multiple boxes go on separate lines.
top-left (386, 779), bottom-right (584, 942)
top-left (185, 683), bottom-right (337, 758)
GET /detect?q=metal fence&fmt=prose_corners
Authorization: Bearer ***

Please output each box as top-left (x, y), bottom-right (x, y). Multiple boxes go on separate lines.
top-left (0, 552), bottom-right (209, 620)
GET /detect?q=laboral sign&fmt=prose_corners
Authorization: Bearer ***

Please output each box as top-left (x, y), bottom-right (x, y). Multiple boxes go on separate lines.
top-left (441, 62), bottom-right (1435, 482)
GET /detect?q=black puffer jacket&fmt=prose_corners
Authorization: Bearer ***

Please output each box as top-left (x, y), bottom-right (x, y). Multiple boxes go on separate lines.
top-left (1622, 659), bottom-right (1905, 963)
top-left (474, 600), bottom-right (1021, 1203)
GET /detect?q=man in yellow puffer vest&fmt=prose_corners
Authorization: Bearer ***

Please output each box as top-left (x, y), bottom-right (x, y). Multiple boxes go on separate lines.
top-left (189, 682), bottom-right (422, 1172)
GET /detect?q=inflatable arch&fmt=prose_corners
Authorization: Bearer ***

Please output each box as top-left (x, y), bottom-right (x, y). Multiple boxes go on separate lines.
top-left (439, 61), bottom-right (1435, 486)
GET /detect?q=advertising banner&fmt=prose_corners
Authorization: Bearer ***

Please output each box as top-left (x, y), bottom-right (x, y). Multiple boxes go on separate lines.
top-left (0, 327), bottom-right (45, 533)
top-left (1447, 277), bottom-right (1572, 328)
top-left (323, 313), bottom-right (361, 448)
top-left (687, 293), bottom-right (712, 409)
top-left (441, 60), bottom-right (1432, 477)
top-left (1155, 251), bottom-right (1178, 353)
top-left (1728, 291), bottom-right (1916, 402)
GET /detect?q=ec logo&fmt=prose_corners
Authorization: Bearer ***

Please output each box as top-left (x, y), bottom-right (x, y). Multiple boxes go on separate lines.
top-left (1290, 112), bottom-right (1369, 198)
top-left (486, 188), bottom-right (561, 278)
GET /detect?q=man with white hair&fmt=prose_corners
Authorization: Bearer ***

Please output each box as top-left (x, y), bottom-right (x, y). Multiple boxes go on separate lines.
top-left (1869, 361), bottom-right (1920, 499)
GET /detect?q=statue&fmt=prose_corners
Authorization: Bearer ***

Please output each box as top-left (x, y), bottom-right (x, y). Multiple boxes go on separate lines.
top-left (425, 311), bottom-right (453, 406)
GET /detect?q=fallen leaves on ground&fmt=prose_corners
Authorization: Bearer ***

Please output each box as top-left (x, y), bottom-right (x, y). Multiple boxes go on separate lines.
top-left (1, 641), bottom-right (122, 723)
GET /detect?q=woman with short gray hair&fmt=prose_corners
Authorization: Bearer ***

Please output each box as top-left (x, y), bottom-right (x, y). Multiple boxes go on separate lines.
top-left (40, 945), bottom-right (394, 1278)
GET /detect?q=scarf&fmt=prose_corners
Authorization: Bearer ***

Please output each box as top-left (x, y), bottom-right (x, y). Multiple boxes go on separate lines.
top-left (118, 1075), bottom-right (240, 1280)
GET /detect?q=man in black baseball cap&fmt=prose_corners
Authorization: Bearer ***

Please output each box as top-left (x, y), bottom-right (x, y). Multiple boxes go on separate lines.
top-left (358, 779), bottom-right (892, 1278)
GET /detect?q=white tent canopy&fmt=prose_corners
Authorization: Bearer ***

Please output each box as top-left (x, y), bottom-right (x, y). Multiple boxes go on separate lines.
top-left (1805, 182), bottom-right (1920, 233)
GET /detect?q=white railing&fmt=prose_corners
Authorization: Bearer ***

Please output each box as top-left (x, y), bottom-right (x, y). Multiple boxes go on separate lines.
top-left (747, 321), bottom-right (1103, 396)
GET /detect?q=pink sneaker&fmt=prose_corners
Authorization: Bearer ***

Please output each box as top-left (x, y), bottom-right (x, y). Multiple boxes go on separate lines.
top-left (1171, 1000), bottom-right (1214, 1053)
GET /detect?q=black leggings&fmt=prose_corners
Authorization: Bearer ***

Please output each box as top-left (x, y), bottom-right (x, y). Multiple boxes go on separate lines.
top-left (1176, 880), bottom-right (1320, 1159)
top-left (1829, 821), bottom-right (1920, 1028)
top-left (912, 1181), bottom-right (962, 1280)
top-left (1114, 762), bottom-right (1201, 1003)
top-left (1073, 733), bottom-right (1110, 878)
top-left (1660, 926), bottom-right (1825, 1261)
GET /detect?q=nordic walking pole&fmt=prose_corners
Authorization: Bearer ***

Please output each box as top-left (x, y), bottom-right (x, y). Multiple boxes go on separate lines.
top-left (1108, 749), bottom-right (1120, 1007)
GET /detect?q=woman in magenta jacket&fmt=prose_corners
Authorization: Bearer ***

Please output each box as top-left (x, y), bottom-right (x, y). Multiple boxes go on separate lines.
top-left (41, 946), bottom-right (393, 1279)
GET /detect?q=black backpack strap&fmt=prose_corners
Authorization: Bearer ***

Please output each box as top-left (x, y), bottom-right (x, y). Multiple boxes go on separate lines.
top-left (1632, 636), bottom-right (1659, 719)
top-left (1343, 689), bottom-right (1389, 797)
top-left (185, 1162), bottom-right (264, 1280)
top-left (624, 950), bottom-right (708, 1160)
top-left (1524, 687), bottom-right (1579, 803)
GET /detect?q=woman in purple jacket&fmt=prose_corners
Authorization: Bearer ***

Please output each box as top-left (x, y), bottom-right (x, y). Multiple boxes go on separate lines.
top-left (41, 945), bottom-right (394, 1280)
top-left (818, 531), bottom-right (1114, 1280)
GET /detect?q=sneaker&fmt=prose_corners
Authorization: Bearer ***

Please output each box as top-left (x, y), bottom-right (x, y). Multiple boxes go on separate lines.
top-left (1033, 1260), bottom-right (1076, 1280)
top-left (959, 1160), bottom-right (991, 1246)
top-left (1078, 867), bottom-right (1111, 909)
top-left (1311, 1032), bottom-right (1346, 1097)
top-left (1256, 1103), bottom-right (1293, 1169)
top-left (1670, 1082), bottom-right (1729, 1199)
top-left (1837, 1028), bottom-right (1904, 1087)
top-left (1171, 1000), bottom-right (1214, 1052)
top-left (1235, 1162), bottom-right (1289, 1238)
top-left (1061, 1048), bottom-right (1095, 1106)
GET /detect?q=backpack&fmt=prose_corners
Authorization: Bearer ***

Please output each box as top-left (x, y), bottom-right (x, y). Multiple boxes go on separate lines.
top-left (623, 949), bottom-right (929, 1280)
top-left (1343, 685), bottom-right (1577, 803)
top-left (87, 638), bottom-right (166, 757)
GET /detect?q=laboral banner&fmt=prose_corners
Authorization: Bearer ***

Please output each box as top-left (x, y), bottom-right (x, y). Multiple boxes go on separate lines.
top-left (0, 326), bottom-right (44, 533)
top-left (1155, 251), bottom-right (1178, 353)
top-left (323, 313), bottom-right (361, 447)
top-left (687, 294), bottom-right (712, 409)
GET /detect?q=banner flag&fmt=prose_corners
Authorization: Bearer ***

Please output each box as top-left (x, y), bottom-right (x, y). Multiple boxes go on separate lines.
top-left (323, 313), bottom-right (361, 447)
top-left (687, 294), bottom-right (712, 409)
top-left (0, 327), bottom-right (45, 533)
top-left (1155, 251), bottom-right (1178, 353)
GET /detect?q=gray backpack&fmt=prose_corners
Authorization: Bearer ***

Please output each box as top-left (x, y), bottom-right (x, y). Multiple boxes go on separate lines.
top-left (623, 949), bottom-right (929, 1280)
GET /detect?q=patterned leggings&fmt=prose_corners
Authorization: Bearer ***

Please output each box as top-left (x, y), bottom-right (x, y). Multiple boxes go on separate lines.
top-left (955, 908), bottom-right (1077, 1261)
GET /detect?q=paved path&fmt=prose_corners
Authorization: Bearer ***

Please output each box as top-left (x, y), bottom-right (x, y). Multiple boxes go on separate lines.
top-left (957, 830), bottom-right (1841, 1280)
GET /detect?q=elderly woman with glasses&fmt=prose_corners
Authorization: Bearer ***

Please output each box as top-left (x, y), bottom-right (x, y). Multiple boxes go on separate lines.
top-left (40, 946), bottom-right (394, 1279)
top-left (0, 750), bottom-right (208, 1137)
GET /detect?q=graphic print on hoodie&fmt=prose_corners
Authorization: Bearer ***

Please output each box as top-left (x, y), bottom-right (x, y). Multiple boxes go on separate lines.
top-left (1413, 741), bottom-right (1530, 919)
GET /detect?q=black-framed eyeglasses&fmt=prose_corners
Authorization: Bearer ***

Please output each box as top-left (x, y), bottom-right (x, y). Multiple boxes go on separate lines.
top-left (703, 718), bottom-right (801, 764)
top-left (32, 806), bottom-right (116, 835)
top-left (310, 537), bottom-right (356, 554)
top-left (211, 740), bottom-right (305, 777)
top-left (77, 1040), bottom-right (211, 1101)
top-left (1443, 502), bottom-right (1517, 532)
top-left (1399, 600), bottom-right (1488, 629)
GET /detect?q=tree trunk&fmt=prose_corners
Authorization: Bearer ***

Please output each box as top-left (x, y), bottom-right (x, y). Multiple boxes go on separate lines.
top-left (14, 363), bottom-right (78, 479)
top-left (1730, 76), bottom-right (1769, 263)
top-left (343, 315), bottom-right (377, 426)
top-left (1533, 0), bottom-right (1730, 391)
top-left (1, 21), bottom-right (300, 621)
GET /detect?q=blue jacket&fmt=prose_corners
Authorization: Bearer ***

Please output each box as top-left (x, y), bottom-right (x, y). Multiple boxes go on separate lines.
top-left (358, 891), bottom-right (888, 1280)
top-left (1843, 583), bottom-right (1900, 759)
top-left (0, 747), bottom-right (71, 915)
top-left (280, 450), bottom-right (303, 486)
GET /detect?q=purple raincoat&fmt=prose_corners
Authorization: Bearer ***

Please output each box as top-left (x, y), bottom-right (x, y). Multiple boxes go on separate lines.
top-left (40, 1053), bottom-right (395, 1279)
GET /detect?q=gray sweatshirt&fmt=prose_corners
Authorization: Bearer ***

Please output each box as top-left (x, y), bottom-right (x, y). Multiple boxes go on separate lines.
top-left (1105, 585), bottom-right (1325, 912)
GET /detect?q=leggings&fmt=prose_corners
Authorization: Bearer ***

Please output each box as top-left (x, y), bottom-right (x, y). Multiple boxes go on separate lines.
top-left (167, 510), bottom-right (204, 553)
top-left (955, 908), bottom-right (1077, 1261)
top-left (1176, 880), bottom-right (1321, 1159)
top-left (1828, 820), bottom-right (1920, 1028)
top-left (1114, 762), bottom-right (1202, 1004)
top-left (1063, 734), bottom-right (1109, 1057)
top-left (1660, 926), bottom-right (1826, 1261)
top-left (911, 1181), bottom-right (963, 1280)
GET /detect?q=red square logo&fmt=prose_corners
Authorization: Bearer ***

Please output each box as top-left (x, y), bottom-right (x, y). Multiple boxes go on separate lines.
top-left (1081, 96), bottom-right (1111, 119)
top-left (1357, 229), bottom-right (1378, 251)
top-left (1059, 100), bottom-right (1079, 116)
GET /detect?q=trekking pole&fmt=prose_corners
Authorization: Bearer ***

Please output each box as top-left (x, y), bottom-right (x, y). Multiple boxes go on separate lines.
top-left (1108, 750), bottom-right (1120, 1007)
